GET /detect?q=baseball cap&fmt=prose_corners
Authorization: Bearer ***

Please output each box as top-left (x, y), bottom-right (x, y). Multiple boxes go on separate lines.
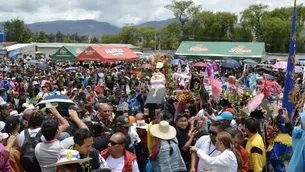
top-left (5, 116), bottom-right (20, 129)
top-left (226, 108), bottom-right (235, 115)
top-left (216, 111), bottom-right (233, 121)
top-left (115, 116), bottom-right (132, 128)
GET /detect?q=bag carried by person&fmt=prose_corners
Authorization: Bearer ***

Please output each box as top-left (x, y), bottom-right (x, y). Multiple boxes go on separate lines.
top-left (20, 129), bottom-right (42, 172)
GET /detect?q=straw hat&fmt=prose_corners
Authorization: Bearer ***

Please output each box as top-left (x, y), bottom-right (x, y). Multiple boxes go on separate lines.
top-left (134, 120), bottom-right (148, 130)
top-left (44, 149), bottom-right (91, 168)
top-left (150, 121), bottom-right (176, 140)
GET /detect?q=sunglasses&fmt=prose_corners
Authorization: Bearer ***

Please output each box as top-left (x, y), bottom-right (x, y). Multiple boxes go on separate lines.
top-left (109, 140), bottom-right (123, 146)
top-left (208, 130), bottom-right (218, 136)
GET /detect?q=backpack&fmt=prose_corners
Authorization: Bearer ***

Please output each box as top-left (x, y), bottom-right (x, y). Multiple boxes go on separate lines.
top-left (20, 129), bottom-right (42, 172)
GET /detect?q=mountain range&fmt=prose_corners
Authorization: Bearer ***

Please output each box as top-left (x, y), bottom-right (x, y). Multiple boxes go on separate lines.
top-left (0, 18), bottom-right (178, 38)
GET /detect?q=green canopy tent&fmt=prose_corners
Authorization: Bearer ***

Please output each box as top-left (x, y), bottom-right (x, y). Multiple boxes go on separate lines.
top-left (52, 46), bottom-right (87, 61)
top-left (175, 41), bottom-right (266, 62)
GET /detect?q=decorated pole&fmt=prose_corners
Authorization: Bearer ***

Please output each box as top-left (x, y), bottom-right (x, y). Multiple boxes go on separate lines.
top-left (282, 0), bottom-right (297, 117)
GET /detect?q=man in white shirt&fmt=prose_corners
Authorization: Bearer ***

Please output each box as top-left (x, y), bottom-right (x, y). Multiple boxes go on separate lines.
top-left (101, 132), bottom-right (140, 172)
top-left (35, 108), bottom-right (72, 172)
top-left (191, 121), bottom-right (225, 172)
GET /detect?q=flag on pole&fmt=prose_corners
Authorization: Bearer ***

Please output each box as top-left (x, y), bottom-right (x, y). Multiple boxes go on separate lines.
top-left (282, 0), bottom-right (297, 117)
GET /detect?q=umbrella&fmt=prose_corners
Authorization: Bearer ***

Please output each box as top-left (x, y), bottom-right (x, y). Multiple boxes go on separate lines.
top-left (256, 67), bottom-right (273, 72)
top-left (27, 60), bottom-right (39, 65)
top-left (9, 52), bottom-right (22, 58)
top-left (243, 59), bottom-right (258, 66)
top-left (0, 52), bottom-right (5, 55)
top-left (192, 62), bottom-right (207, 68)
top-left (171, 59), bottom-right (186, 66)
top-left (115, 65), bottom-right (124, 69)
top-left (35, 51), bottom-right (45, 55)
top-left (65, 67), bottom-right (78, 71)
top-left (221, 59), bottom-right (241, 68)
top-left (36, 95), bottom-right (76, 117)
top-left (273, 61), bottom-right (287, 69)
top-left (36, 62), bottom-right (50, 70)
top-left (283, 66), bottom-right (304, 73)
top-left (139, 63), bottom-right (152, 69)
top-left (263, 74), bottom-right (274, 80)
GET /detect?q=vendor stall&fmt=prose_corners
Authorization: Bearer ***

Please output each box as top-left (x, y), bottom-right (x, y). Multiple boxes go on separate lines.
top-left (76, 46), bottom-right (139, 62)
top-left (175, 41), bottom-right (266, 62)
top-left (52, 46), bottom-right (87, 61)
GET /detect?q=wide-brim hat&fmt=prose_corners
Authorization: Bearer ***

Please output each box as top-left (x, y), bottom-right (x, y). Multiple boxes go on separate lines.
top-left (134, 120), bottom-right (148, 130)
top-left (150, 121), bottom-right (176, 140)
top-left (44, 157), bottom-right (92, 168)
top-left (44, 149), bottom-right (92, 168)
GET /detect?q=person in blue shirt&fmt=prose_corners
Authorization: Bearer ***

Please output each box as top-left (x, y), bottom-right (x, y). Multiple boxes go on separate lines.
top-left (127, 90), bottom-right (141, 115)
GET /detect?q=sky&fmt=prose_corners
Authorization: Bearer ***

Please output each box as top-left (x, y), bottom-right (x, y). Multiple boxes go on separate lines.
top-left (0, 0), bottom-right (300, 26)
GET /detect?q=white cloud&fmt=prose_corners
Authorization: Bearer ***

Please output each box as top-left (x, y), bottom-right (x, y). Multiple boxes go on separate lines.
top-left (0, 0), bottom-right (299, 26)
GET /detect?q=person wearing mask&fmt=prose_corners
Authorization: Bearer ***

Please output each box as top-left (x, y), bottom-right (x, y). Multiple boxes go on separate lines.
top-left (149, 121), bottom-right (186, 172)
top-left (190, 131), bottom-right (242, 172)
top-left (245, 117), bottom-right (266, 172)
top-left (190, 121), bottom-right (225, 172)
top-left (101, 132), bottom-right (139, 172)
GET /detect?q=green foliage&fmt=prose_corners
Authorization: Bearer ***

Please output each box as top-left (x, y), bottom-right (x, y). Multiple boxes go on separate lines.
top-left (90, 37), bottom-right (99, 43)
top-left (119, 26), bottom-right (138, 45)
top-left (165, 0), bottom-right (201, 25)
top-left (101, 34), bottom-right (121, 43)
top-left (18, 27), bottom-right (33, 43)
top-left (35, 31), bottom-right (49, 42)
top-left (3, 18), bottom-right (25, 42)
top-left (160, 22), bottom-right (180, 50)
top-left (138, 26), bottom-right (158, 48)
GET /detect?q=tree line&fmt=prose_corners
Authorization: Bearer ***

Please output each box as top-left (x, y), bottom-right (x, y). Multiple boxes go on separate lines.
top-left (2, 0), bottom-right (305, 53)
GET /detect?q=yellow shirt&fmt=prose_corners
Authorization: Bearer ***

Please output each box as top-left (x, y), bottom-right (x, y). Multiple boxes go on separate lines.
top-left (147, 121), bottom-right (156, 153)
top-left (246, 133), bottom-right (266, 172)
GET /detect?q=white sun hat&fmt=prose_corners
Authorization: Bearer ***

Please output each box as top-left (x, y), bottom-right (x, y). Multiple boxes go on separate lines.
top-left (150, 121), bottom-right (176, 140)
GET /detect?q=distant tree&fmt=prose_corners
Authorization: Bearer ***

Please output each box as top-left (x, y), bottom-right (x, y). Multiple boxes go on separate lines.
top-left (160, 22), bottom-right (180, 50)
top-left (138, 26), bottom-right (158, 48)
top-left (240, 3), bottom-right (269, 41)
top-left (64, 37), bottom-right (73, 43)
top-left (3, 18), bottom-right (25, 42)
top-left (48, 33), bottom-right (55, 42)
top-left (165, 0), bottom-right (201, 25)
top-left (55, 31), bottom-right (64, 42)
top-left (101, 34), bottom-right (120, 43)
top-left (91, 37), bottom-right (99, 43)
top-left (35, 31), bottom-right (48, 42)
top-left (18, 27), bottom-right (33, 43)
top-left (119, 26), bottom-right (138, 44)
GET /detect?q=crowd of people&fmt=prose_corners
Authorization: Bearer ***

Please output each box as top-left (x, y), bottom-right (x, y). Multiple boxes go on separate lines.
top-left (0, 53), bottom-right (303, 172)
